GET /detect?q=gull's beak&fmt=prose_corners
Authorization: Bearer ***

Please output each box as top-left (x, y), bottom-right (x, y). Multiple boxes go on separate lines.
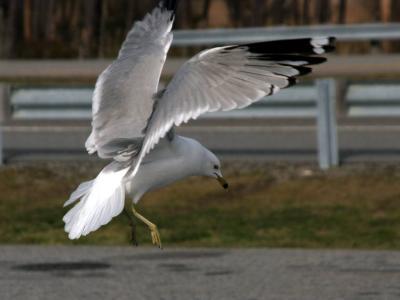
top-left (216, 174), bottom-right (229, 189)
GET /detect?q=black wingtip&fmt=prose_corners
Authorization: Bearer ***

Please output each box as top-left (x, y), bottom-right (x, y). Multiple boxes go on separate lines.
top-left (159, 0), bottom-right (179, 21)
top-left (316, 36), bottom-right (336, 54)
top-left (287, 77), bottom-right (297, 88)
top-left (160, 0), bottom-right (178, 12)
top-left (294, 66), bottom-right (313, 76)
top-left (229, 36), bottom-right (336, 57)
top-left (323, 37), bottom-right (336, 53)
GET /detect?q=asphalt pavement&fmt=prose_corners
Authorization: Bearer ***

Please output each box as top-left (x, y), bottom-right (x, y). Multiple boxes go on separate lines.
top-left (1, 246), bottom-right (400, 300)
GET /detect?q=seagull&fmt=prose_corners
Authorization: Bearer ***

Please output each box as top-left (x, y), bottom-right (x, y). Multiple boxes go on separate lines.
top-left (63, 0), bottom-right (334, 248)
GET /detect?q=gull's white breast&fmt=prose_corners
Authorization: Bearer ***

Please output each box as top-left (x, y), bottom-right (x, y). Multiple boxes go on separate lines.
top-left (125, 135), bottom-right (206, 203)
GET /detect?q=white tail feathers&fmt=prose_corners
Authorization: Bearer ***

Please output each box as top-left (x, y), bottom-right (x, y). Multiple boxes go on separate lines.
top-left (63, 162), bottom-right (129, 239)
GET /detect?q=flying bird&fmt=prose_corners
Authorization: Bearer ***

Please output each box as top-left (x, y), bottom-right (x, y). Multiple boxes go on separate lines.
top-left (63, 0), bottom-right (334, 248)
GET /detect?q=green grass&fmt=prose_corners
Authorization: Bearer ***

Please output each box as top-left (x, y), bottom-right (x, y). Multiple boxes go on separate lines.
top-left (1, 161), bottom-right (400, 249)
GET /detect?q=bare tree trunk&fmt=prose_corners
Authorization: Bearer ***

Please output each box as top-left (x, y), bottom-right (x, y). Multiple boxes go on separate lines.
top-left (46, 0), bottom-right (55, 41)
top-left (178, 0), bottom-right (192, 28)
top-left (6, 0), bottom-right (22, 58)
top-left (270, 0), bottom-right (285, 24)
top-left (80, 0), bottom-right (101, 58)
top-left (252, 0), bottom-right (264, 26)
top-left (302, 0), bottom-right (310, 24)
top-left (389, 0), bottom-right (400, 52)
top-left (125, 0), bottom-right (135, 30)
top-left (23, 0), bottom-right (31, 40)
top-left (316, 0), bottom-right (330, 23)
top-left (98, 0), bottom-right (108, 57)
top-left (70, 0), bottom-right (81, 58)
top-left (203, 0), bottom-right (210, 19)
top-left (338, 0), bottom-right (346, 23)
top-left (32, 0), bottom-right (40, 40)
top-left (292, 0), bottom-right (300, 24)
top-left (372, 0), bottom-right (381, 21)
top-left (227, 0), bottom-right (241, 26)
top-left (0, 3), bottom-right (5, 57)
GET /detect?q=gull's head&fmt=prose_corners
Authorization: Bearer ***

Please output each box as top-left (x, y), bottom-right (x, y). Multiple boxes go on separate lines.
top-left (202, 149), bottom-right (228, 190)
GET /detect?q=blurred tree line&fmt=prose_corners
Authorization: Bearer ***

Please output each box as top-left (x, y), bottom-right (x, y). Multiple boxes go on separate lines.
top-left (0, 0), bottom-right (399, 58)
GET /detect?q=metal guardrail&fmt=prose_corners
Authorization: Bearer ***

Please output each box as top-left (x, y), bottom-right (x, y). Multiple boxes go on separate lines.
top-left (1, 81), bottom-right (340, 169)
top-left (1, 23), bottom-right (400, 168)
top-left (347, 84), bottom-right (400, 116)
top-left (0, 84), bottom-right (6, 165)
top-left (11, 88), bottom-right (93, 119)
top-left (0, 79), bottom-right (366, 169)
top-left (8, 85), bottom-right (317, 120)
top-left (8, 82), bottom-right (400, 120)
top-left (316, 79), bottom-right (338, 169)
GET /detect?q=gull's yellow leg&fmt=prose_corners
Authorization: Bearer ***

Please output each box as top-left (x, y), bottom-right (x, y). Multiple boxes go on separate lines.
top-left (131, 205), bottom-right (162, 249)
top-left (123, 208), bottom-right (138, 246)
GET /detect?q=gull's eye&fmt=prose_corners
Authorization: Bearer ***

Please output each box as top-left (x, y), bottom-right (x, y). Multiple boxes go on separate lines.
top-left (213, 165), bottom-right (219, 170)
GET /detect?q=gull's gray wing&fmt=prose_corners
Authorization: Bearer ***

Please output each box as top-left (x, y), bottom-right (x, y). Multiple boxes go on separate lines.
top-left (127, 37), bottom-right (335, 176)
top-left (86, 1), bottom-right (177, 161)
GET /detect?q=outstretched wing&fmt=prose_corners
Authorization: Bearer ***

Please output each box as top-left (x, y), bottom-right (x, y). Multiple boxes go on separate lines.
top-left (86, 1), bottom-right (177, 161)
top-left (127, 37), bottom-right (335, 176)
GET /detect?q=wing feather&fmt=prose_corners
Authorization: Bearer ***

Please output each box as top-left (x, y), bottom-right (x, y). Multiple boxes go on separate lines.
top-left (87, 3), bottom-right (176, 161)
top-left (124, 37), bottom-right (335, 178)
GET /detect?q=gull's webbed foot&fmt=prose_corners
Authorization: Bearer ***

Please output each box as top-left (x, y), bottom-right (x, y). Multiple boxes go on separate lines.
top-left (131, 205), bottom-right (162, 249)
top-left (149, 224), bottom-right (162, 249)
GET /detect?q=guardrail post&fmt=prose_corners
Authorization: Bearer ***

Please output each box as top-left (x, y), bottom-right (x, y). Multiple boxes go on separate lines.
top-left (335, 79), bottom-right (348, 118)
top-left (316, 79), bottom-right (339, 169)
top-left (0, 83), bottom-right (10, 165)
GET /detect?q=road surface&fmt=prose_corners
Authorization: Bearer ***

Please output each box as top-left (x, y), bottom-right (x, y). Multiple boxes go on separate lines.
top-left (1, 246), bottom-right (400, 300)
